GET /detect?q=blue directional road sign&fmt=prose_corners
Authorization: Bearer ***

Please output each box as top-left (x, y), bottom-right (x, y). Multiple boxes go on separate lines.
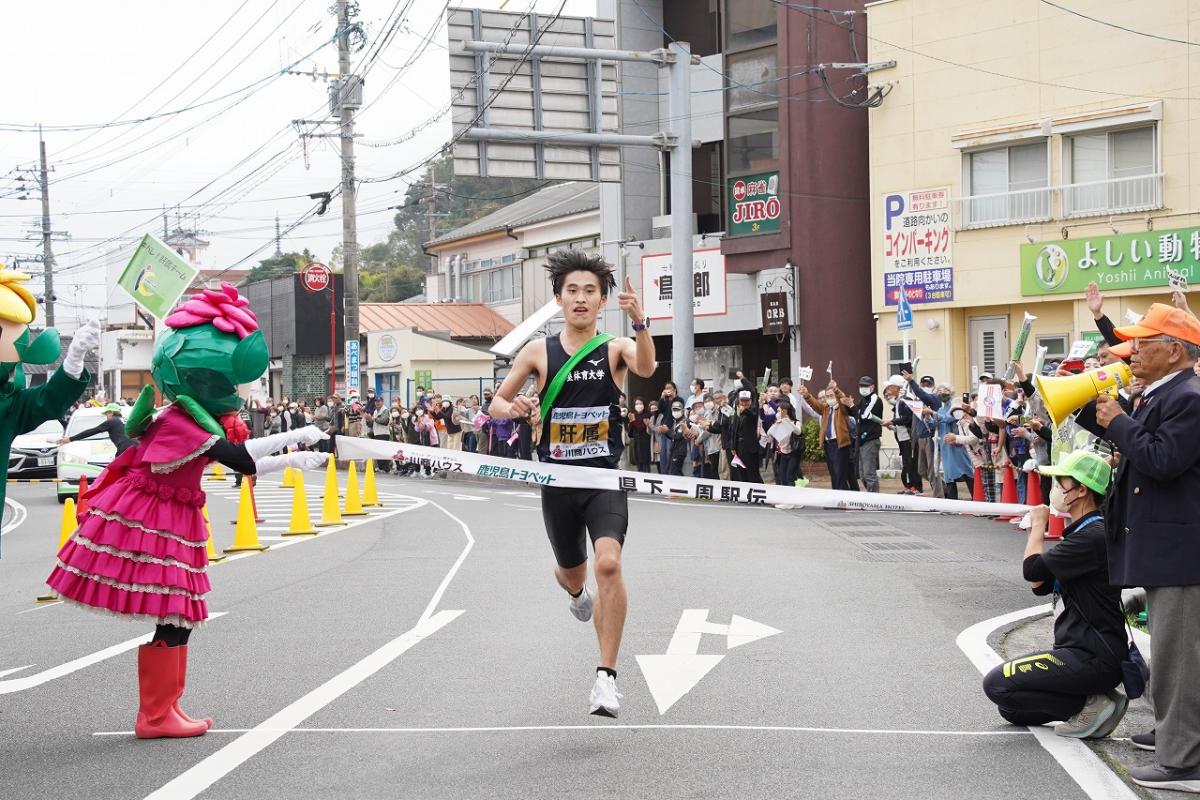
top-left (896, 289), bottom-right (914, 331)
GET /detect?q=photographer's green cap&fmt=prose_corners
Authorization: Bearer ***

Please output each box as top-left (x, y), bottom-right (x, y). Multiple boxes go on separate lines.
top-left (1039, 450), bottom-right (1112, 495)
top-left (104, 403), bottom-right (121, 414)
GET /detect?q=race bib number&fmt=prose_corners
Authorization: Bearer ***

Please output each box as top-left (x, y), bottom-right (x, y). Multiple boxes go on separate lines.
top-left (548, 406), bottom-right (611, 460)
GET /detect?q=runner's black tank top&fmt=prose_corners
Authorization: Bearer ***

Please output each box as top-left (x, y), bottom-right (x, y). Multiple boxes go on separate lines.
top-left (537, 334), bottom-right (623, 468)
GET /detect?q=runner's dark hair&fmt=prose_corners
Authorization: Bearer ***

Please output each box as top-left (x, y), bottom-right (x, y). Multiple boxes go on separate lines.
top-left (545, 249), bottom-right (617, 296)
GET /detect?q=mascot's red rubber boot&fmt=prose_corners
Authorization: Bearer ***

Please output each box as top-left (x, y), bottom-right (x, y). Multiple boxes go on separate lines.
top-left (173, 645), bottom-right (213, 730)
top-left (134, 642), bottom-right (208, 739)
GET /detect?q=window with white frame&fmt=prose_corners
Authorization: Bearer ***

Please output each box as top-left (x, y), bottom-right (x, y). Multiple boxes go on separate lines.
top-left (1064, 125), bottom-right (1159, 217)
top-left (886, 341), bottom-right (916, 379)
top-left (962, 141), bottom-right (1049, 227)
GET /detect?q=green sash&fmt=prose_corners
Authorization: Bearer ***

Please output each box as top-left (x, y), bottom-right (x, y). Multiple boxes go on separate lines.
top-left (540, 333), bottom-right (614, 418)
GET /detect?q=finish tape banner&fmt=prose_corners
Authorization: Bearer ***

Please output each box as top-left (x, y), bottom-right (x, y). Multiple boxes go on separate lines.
top-left (336, 437), bottom-right (1029, 517)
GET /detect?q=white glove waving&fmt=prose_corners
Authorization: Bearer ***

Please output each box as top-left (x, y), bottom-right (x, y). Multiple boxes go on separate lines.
top-left (289, 451), bottom-right (330, 471)
top-left (63, 319), bottom-right (102, 379)
top-left (295, 425), bottom-right (330, 447)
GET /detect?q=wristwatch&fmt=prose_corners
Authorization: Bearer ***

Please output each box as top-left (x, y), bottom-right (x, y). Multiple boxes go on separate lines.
top-left (632, 319), bottom-right (649, 332)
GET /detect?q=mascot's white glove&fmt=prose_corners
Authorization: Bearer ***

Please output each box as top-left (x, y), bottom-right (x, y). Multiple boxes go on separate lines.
top-left (63, 319), bottom-right (102, 379)
top-left (254, 450), bottom-right (329, 477)
top-left (244, 424), bottom-right (330, 461)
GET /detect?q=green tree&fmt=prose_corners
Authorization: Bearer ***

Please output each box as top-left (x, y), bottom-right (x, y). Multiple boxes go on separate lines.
top-left (244, 248), bottom-right (318, 285)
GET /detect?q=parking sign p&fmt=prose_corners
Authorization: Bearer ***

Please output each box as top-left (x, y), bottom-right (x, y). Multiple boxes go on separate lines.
top-left (884, 194), bottom-right (905, 230)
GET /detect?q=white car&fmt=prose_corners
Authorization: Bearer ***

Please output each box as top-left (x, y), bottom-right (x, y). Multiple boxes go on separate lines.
top-left (9, 419), bottom-right (65, 477)
top-left (57, 405), bottom-right (132, 503)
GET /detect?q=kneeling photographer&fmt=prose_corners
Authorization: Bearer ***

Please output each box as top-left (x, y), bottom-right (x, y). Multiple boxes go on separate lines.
top-left (982, 451), bottom-right (1129, 739)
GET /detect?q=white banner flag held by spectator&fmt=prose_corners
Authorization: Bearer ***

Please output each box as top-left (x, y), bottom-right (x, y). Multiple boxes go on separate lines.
top-left (336, 438), bottom-right (1028, 517)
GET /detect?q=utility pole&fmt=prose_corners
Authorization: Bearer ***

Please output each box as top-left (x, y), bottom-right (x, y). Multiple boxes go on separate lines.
top-left (38, 126), bottom-right (55, 328)
top-left (274, 214), bottom-right (283, 257)
top-left (335, 0), bottom-right (360, 365)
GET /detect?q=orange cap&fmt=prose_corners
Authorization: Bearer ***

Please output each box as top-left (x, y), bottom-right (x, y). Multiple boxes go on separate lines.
top-left (1112, 303), bottom-right (1200, 349)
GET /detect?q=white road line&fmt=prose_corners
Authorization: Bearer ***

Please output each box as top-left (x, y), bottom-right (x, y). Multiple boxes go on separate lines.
top-left (143, 498), bottom-right (475, 800)
top-left (101, 723), bottom-right (1034, 736)
top-left (0, 613), bottom-right (226, 695)
top-left (2, 497), bottom-right (28, 537)
top-left (956, 605), bottom-right (1139, 800)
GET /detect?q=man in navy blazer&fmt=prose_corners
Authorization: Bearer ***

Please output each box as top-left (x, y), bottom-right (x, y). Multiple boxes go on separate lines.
top-left (1078, 302), bottom-right (1200, 792)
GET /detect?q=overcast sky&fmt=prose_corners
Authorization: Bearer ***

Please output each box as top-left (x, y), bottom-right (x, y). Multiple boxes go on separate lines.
top-left (0, 0), bottom-right (595, 329)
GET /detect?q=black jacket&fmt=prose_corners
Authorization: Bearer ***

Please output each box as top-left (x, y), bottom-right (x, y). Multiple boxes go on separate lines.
top-left (1078, 370), bottom-right (1200, 586)
top-left (855, 393), bottom-right (884, 443)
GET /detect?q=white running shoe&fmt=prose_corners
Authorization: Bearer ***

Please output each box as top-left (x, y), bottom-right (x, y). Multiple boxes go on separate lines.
top-left (589, 671), bottom-right (622, 718)
top-left (569, 586), bottom-right (594, 622)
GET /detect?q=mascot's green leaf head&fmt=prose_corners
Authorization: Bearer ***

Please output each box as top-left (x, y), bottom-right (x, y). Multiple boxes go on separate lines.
top-left (153, 282), bottom-right (268, 418)
top-left (0, 267), bottom-right (64, 390)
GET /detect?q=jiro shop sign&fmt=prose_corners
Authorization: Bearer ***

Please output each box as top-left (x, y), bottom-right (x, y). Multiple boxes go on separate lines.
top-left (1021, 226), bottom-right (1200, 296)
top-left (728, 171), bottom-right (781, 236)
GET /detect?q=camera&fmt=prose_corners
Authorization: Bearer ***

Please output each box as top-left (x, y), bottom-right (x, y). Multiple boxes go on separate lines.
top-left (872, 313), bottom-right (880, 322)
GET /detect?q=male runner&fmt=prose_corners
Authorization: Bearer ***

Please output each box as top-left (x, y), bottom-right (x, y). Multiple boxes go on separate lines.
top-left (488, 249), bottom-right (656, 717)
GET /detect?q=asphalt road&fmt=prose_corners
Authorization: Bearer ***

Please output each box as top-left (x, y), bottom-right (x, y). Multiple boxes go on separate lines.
top-left (0, 468), bottom-right (1147, 799)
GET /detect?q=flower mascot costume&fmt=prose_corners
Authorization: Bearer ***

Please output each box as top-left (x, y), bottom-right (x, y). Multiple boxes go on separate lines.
top-left (0, 267), bottom-right (99, 559)
top-left (46, 282), bottom-right (329, 739)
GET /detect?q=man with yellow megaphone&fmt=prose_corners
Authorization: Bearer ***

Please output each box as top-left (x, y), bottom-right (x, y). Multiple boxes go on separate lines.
top-left (1035, 361), bottom-right (1134, 427)
top-left (1071, 302), bottom-right (1200, 792)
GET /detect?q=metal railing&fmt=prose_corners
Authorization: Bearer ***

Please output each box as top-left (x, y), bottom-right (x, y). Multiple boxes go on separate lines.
top-left (954, 172), bottom-right (1164, 229)
top-left (1062, 172), bottom-right (1163, 218)
top-left (955, 186), bottom-right (1052, 229)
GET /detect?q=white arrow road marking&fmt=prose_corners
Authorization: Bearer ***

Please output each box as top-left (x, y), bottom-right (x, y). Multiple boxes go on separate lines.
top-left (637, 610), bottom-right (782, 715)
top-left (726, 614), bottom-right (783, 650)
top-left (636, 654), bottom-right (725, 715)
top-left (0, 613), bottom-right (226, 695)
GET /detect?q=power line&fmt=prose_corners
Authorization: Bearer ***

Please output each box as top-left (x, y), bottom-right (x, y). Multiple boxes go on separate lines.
top-left (1039, 0), bottom-right (1200, 47)
top-left (770, 0), bottom-right (1200, 101)
top-left (52, 0), bottom-right (254, 160)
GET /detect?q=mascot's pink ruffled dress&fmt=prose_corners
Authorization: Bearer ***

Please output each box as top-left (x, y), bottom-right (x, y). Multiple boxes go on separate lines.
top-left (46, 282), bottom-right (327, 740)
top-left (48, 405), bottom-right (217, 627)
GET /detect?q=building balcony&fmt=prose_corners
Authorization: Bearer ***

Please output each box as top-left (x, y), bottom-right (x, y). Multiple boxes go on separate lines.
top-left (1062, 172), bottom-right (1163, 219)
top-left (954, 173), bottom-right (1164, 230)
top-left (955, 186), bottom-right (1052, 230)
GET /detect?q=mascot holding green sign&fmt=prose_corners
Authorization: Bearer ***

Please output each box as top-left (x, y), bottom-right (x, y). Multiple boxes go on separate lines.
top-left (0, 267), bottom-right (98, 556)
top-left (45, 282), bottom-right (329, 739)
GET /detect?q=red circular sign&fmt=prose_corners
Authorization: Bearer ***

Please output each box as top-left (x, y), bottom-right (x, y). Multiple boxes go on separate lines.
top-left (732, 180), bottom-right (747, 201)
top-left (302, 262), bottom-right (331, 293)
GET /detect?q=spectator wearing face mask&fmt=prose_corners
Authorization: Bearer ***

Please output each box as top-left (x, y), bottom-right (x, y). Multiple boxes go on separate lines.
top-left (729, 388), bottom-right (765, 483)
top-left (685, 379), bottom-right (706, 410)
top-left (769, 403), bottom-right (803, 488)
top-left (436, 399), bottom-right (463, 451)
top-left (370, 400), bottom-right (394, 472)
top-left (905, 372), bottom-right (944, 497)
top-left (854, 376), bottom-right (884, 493)
top-left (799, 381), bottom-right (853, 491)
top-left (708, 391), bottom-right (737, 481)
top-left (656, 381), bottom-right (680, 474)
top-left (663, 400), bottom-right (692, 476)
top-left (880, 376), bottom-right (918, 494)
top-left (693, 395), bottom-right (723, 479)
top-left (410, 405), bottom-right (439, 475)
top-left (391, 407), bottom-right (415, 475)
top-left (626, 398), bottom-right (652, 472)
top-left (936, 399), bottom-right (976, 500)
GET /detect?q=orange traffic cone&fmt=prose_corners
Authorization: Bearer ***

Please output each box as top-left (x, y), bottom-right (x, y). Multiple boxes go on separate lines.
top-left (1046, 512), bottom-right (1066, 540)
top-left (998, 466), bottom-right (1020, 521)
top-left (972, 466), bottom-right (984, 502)
top-left (1026, 470), bottom-right (1044, 507)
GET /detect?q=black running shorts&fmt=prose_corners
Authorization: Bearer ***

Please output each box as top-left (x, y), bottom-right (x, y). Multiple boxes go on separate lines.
top-left (540, 485), bottom-right (628, 569)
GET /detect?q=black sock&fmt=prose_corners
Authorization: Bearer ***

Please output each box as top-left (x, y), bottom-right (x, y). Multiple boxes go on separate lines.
top-left (597, 667), bottom-right (616, 679)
